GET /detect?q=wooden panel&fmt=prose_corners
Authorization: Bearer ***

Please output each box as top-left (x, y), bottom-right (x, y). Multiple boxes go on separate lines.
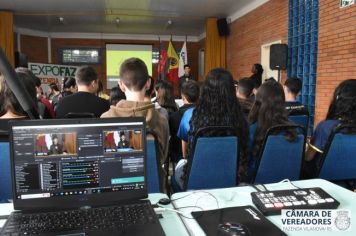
top-left (0, 11), bottom-right (14, 66)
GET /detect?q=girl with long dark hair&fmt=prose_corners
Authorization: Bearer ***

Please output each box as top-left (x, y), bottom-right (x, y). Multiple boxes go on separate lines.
top-left (175, 68), bottom-right (248, 188)
top-left (304, 79), bottom-right (356, 177)
top-left (247, 80), bottom-right (297, 178)
top-left (154, 80), bottom-right (178, 115)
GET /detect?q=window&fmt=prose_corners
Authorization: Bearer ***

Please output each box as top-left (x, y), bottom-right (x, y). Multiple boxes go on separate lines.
top-left (60, 48), bottom-right (101, 64)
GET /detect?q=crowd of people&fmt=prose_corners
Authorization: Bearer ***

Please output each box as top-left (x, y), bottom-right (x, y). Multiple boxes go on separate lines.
top-left (1, 59), bottom-right (355, 191)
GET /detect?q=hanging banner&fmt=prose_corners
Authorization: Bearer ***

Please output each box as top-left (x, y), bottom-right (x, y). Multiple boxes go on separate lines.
top-left (28, 63), bottom-right (79, 79)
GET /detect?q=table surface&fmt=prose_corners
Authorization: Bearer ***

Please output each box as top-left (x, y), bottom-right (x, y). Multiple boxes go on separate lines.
top-left (171, 179), bottom-right (356, 236)
top-left (0, 193), bottom-right (189, 236)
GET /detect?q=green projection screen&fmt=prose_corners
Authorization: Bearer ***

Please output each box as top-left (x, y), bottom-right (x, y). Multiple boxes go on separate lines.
top-left (106, 44), bottom-right (152, 89)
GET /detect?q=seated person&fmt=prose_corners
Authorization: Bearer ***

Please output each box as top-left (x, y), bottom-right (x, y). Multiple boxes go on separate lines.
top-left (48, 135), bottom-right (65, 155)
top-left (56, 66), bottom-right (110, 118)
top-left (117, 132), bottom-right (131, 149)
top-left (235, 78), bottom-right (254, 117)
top-left (16, 67), bottom-right (55, 119)
top-left (283, 77), bottom-right (309, 115)
top-left (247, 80), bottom-right (297, 181)
top-left (0, 71), bottom-right (38, 132)
top-left (101, 58), bottom-right (169, 186)
top-left (169, 80), bottom-right (199, 164)
top-left (48, 82), bottom-right (62, 110)
top-left (303, 79), bottom-right (356, 178)
top-left (97, 80), bottom-right (109, 100)
top-left (175, 68), bottom-right (248, 189)
top-left (109, 86), bottom-right (126, 106)
top-left (154, 80), bottom-right (178, 115)
top-left (61, 77), bottom-right (77, 98)
top-left (145, 77), bottom-right (168, 120)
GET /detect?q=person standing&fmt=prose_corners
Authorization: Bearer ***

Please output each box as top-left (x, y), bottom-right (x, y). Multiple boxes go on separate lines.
top-left (249, 63), bottom-right (264, 90)
top-left (179, 64), bottom-right (195, 91)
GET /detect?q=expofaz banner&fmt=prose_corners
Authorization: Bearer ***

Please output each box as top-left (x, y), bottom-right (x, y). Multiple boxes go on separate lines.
top-left (28, 63), bottom-right (79, 79)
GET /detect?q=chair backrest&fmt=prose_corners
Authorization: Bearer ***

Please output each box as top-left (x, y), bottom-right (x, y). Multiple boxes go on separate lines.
top-left (0, 132), bottom-right (12, 203)
top-left (289, 114), bottom-right (309, 130)
top-left (146, 131), bottom-right (162, 193)
top-left (185, 126), bottom-right (239, 191)
top-left (318, 124), bottom-right (356, 181)
top-left (253, 125), bottom-right (306, 184)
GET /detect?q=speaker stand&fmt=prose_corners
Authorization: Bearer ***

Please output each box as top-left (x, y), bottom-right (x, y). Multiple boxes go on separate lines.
top-left (277, 69), bottom-right (281, 82)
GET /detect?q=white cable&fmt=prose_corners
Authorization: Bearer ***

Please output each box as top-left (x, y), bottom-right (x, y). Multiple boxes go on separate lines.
top-left (154, 207), bottom-right (185, 215)
top-left (278, 179), bottom-right (291, 184)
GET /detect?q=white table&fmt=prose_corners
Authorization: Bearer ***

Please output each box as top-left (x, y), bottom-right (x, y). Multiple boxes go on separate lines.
top-left (171, 179), bottom-right (356, 236)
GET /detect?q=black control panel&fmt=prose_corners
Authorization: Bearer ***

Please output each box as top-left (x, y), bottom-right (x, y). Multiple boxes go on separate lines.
top-left (251, 187), bottom-right (340, 216)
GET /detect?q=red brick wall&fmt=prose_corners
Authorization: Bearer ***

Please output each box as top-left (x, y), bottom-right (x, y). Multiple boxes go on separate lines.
top-left (315, 1), bottom-right (356, 124)
top-left (20, 35), bottom-right (48, 63)
top-left (226, 0), bottom-right (288, 82)
top-left (227, 0), bottom-right (355, 126)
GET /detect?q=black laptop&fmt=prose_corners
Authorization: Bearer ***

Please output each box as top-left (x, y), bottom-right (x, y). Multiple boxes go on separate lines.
top-left (0, 117), bottom-right (165, 236)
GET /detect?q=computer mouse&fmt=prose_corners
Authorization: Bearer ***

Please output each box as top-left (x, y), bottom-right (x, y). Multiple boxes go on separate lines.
top-left (158, 198), bottom-right (171, 205)
top-left (217, 222), bottom-right (250, 236)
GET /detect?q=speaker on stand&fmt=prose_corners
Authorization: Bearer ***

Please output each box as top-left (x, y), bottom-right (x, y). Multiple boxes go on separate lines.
top-left (270, 44), bottom-right (288, 82)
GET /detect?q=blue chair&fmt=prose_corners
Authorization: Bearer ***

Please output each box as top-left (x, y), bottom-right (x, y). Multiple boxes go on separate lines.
top-left (318, 124), bottom-right (356, 185)
top-left (289, 114), bottom-right (309, 130)
top-left (253, 125), bottom-right (306, 184)
top-left (184, 126), bottom-right (239, 191)
top-left (0, 132), bottom-right (12, 203)
top-left (146, 131), bottom-right (163, 193)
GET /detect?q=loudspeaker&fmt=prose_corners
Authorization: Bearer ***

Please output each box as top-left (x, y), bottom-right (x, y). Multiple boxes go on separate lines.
top-left (217, 18), bottom-right (230, 36)
top-left (270, 44), bottom-right (287, 70)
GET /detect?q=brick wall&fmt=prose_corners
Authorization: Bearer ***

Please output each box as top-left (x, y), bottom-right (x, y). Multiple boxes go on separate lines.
top-left (227, 0), bottom-right (356, 126)
top-left (226, 0), bottom-right (288, 82)
top-left (315, 1), bottom-right (356, 124)
top-left (20, 35), bottom-right (201, 89)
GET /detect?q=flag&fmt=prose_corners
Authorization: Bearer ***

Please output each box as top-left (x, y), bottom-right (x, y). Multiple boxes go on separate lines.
top-left (166, 40), bottom-right (179, 91)
top-left (157, 48), bottom-right (167, 79)
top-left (178, 41), bottom-right (188, 77)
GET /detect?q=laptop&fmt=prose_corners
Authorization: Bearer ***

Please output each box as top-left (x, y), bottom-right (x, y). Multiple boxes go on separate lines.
top-left (1, 117), bottom-right (165, 236)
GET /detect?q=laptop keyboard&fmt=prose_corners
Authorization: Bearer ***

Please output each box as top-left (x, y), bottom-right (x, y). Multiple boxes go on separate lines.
top-left (2, 201), bottom-right (158, 235)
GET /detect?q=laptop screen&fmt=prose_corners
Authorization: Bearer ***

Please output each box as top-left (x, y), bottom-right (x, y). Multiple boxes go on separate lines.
top-left (9, 117), bottom-right (147, 210)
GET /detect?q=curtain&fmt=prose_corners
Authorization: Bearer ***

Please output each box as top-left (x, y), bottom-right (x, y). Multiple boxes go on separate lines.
top-left (204, 18), bottom-right (226, 76)
top-left (0, 11), bottom-right (14, 66)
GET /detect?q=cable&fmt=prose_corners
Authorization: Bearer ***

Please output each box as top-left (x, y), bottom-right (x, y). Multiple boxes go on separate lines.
top-left (170, 190), bottom-right (219, 209)
top-left (278, 179), bottom-right (301, 189)
top-left (154, 206), bottom-right (204, 219)
top-left (170, 192), bottom-right (197, 203)
top-left (168, 190), bottom-right (220, 220)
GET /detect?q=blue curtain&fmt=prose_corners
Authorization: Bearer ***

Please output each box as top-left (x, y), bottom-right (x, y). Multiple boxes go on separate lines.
top-left (287, 0), bottom-right (319, 134)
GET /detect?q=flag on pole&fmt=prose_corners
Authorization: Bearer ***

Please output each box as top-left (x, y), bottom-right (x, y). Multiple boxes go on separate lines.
top-left (166, 40), bottom-right (179, 87)
top-left (178, 41), bottom-right (188, 77)
top-left (157, 48), bottom-right (168, 80)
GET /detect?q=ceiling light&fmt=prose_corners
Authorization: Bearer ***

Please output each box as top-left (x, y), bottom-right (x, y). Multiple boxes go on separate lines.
top-left (59, 17), bottom-right (64, 23)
